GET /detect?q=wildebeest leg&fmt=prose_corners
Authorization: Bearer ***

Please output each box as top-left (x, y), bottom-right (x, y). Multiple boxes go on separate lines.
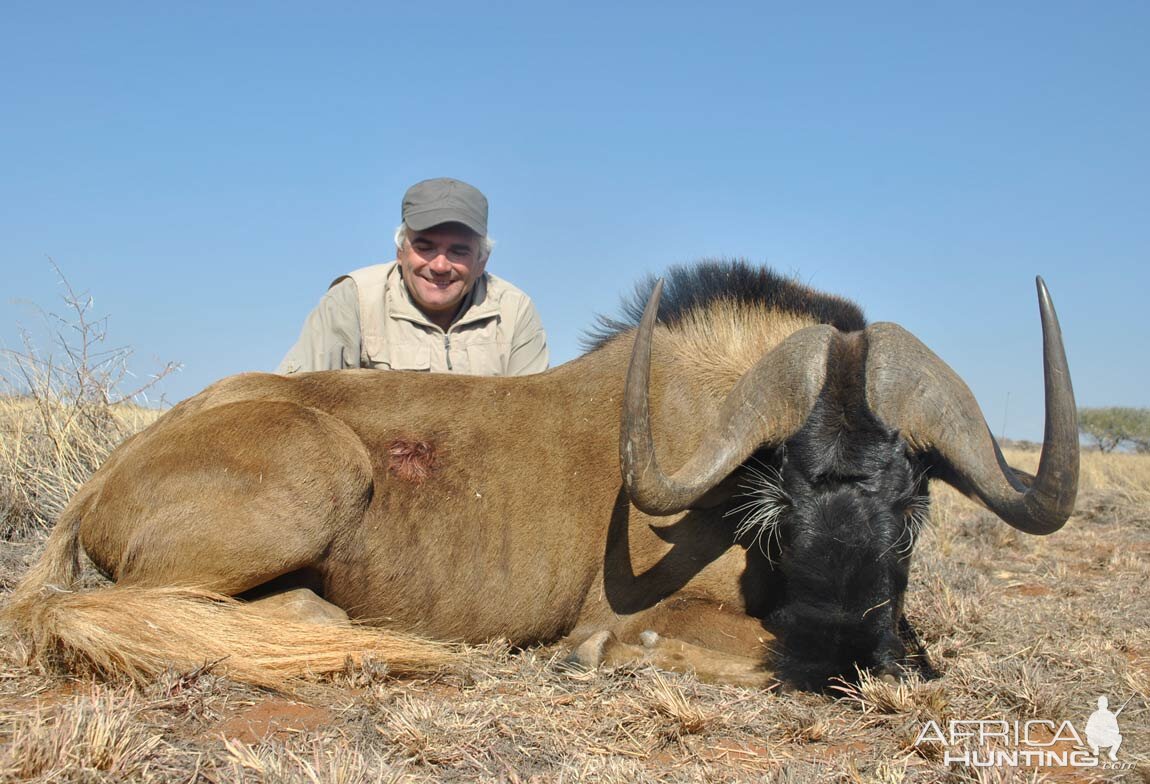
top-left (562, 601), bottom-right (777, 687)
top-left (566, 629), bottom-right (774, 688)
top-left (246, 588), bottom-right (350, 625)
top-left (79, 400), bottom-right (374, 598)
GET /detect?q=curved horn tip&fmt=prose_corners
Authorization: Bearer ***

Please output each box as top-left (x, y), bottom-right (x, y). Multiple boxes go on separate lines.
top-left (1035, 275), bottom-right (1053, 308)
top-left (1034, 276), bottom-right (1067, 337)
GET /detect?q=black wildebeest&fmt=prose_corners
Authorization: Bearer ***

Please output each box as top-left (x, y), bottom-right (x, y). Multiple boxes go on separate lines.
top-left (7, 261), bottom-right (1077, 690)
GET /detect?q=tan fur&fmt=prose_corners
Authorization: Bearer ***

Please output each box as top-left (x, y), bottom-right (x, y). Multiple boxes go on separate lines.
top-left (6, 305), bottom-right (798, 687)
top-left (662, 303), bottom-right (818, 398)
top-left (15, 586), bottom-right (457, 688)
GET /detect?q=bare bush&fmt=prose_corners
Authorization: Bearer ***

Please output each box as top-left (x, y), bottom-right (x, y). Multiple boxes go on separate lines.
top-left (0, 262), bottom-right (177, 538)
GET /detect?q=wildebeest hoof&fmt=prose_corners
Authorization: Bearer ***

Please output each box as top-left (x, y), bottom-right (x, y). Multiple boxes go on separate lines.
top-left (563, 630), bottom-right (616, 670)
top-left (639, 630), bottom-right (660, 648)
top-left (246, 588), bottom-right (350, 625)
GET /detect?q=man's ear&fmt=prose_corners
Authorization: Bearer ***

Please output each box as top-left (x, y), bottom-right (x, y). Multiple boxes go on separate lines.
top-left (395, 224), bottom-right (410, 257)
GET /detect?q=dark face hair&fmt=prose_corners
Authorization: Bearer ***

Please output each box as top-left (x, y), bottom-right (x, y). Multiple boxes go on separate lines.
top-left (756, 394), bottom-right (930, 691)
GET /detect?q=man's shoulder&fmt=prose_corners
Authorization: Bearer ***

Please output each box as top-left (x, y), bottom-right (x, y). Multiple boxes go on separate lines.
top-left (483, 272), bottom-right (536, 307)
top-left (478, 273), bottom-right (543, 339)
top-left (337, 261), bottom-right (400, 290)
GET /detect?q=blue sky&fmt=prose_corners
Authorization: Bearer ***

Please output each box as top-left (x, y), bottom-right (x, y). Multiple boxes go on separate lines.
top-left (2, 2), bottom-right (1147, 441)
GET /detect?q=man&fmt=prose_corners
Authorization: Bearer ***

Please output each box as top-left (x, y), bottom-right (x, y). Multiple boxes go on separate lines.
top-left (278, 177), bottom-right (548, 375)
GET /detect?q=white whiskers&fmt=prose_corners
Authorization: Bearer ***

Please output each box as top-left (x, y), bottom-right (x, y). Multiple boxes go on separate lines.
top-left (880, 493), bottom-right (931, 562)
top-left (725, 460), bottom-right (790, 561)
top-left (901, 495), bottom-right (931, 550)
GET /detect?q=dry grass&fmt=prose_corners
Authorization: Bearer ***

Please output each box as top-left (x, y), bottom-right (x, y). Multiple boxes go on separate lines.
top-left (0, 395), bottom-right (162, 540)
top-left (0, 281), bottom-right (1147, 780)
top-left (0, 686), bottom-right (164, 781)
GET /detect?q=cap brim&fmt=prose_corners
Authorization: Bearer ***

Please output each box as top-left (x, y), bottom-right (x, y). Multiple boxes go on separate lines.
top-left (404, 208), bottom-right (486, 236)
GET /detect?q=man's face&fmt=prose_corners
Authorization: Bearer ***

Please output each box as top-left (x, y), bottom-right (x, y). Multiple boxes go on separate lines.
top-left (397, 223), bottom-right (486, 327)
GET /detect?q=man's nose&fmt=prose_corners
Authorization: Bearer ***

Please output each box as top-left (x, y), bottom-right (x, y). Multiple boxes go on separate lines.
top-left (428, 253), bottom-right (452, 273)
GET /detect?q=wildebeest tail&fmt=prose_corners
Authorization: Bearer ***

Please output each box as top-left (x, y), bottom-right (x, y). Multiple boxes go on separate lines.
top-left (4, 497), bottom-right (459, 688)
top-left (5, 491), bottom-right (88, 620)
top-left (11, 585), bottom-right (460, 688)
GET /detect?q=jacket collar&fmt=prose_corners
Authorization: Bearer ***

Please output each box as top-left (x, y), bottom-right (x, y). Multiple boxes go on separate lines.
top-left (386, 261), bottom-right (501, 331)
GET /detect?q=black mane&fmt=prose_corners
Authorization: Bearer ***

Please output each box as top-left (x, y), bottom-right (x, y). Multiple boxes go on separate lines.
top-left (581, 259), bottom-right (867, 352)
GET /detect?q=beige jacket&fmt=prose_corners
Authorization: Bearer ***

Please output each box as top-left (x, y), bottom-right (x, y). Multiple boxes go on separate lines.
top-left (277, 261), bottom-right (548, 376)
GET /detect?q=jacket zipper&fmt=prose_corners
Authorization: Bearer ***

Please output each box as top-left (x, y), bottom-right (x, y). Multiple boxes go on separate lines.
top-left (444, 333), bottom-right (452, 370)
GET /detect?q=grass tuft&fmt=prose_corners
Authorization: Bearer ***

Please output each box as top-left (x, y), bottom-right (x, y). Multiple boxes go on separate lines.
top-left (0, 687), bottom-right (164, 780)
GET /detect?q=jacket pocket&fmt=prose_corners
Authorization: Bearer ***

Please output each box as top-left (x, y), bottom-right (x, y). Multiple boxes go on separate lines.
top-left (363, 336), bottom-right (432, 371)
top-left (465, 343), bottom-right (507, 376)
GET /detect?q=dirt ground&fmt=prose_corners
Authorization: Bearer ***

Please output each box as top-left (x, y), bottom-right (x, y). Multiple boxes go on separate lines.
top-left (1, 446), bottom-right (1148, 783)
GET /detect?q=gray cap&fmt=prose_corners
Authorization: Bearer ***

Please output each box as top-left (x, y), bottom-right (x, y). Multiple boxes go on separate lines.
top-left (401, 177), bottom-right (488, 236)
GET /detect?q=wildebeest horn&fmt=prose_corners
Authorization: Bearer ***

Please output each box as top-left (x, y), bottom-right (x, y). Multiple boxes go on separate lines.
top-left (865, 277), bottom-right (1078, 534)
top-left (620, 280), bottom-right (835, 515)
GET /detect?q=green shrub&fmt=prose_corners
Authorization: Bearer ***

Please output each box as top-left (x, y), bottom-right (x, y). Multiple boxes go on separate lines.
top-left (1078, 406), bottom-right (1150, 453)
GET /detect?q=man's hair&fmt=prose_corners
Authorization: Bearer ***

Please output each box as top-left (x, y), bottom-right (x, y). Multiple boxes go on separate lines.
top-left (394, 224), bottom-right (495, 260)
